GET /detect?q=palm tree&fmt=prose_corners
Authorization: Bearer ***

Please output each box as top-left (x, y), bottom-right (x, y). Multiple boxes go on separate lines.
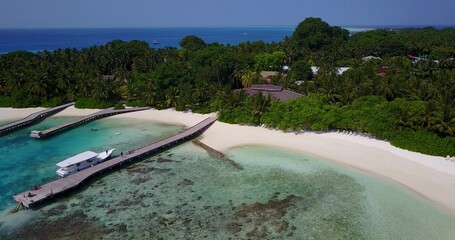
top-left (165, 87), bottom-right (179, 108)
top-left (236, 69), bottom-right (260, 88)
top-left (432, 87), bottom-right (455, 136)
top-left (440, 58), bottom-right (455, 69)
top-left (211, 58), bottom-right (222, 86)
top-left (55, 68), bottom-right (73, 97)
top-left (142, 80), bottom-right (158, 106)
top-left (270, 72), bottom-right (290, 88)
top-left (192, 80), bottom-right (212, 108)
top-left (326, 89), bottom-right (343, 104)
top-left (0, 76), bottom-right (7, 95)
top-left (421, 100), bottom-right (441, 129)
top-left (114, 68), bottom-right (130, 84)
top-left (249, 93), bottom-right (272, 120)
top-left (76, 76), bottom-right (91, 98)
top-left (431, 119), bottom-right (454, 136)
top-left (6, 71), bottom-right (26, 92)
top-left (91, 78), bottom-right (110, 101)
top-left (375, 77), bottom-right (396, 101)
top-left (27, 76), bottom-right (48, 99)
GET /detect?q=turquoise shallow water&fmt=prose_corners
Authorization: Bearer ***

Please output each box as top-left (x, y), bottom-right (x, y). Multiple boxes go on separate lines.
top-left (0, 119), bottom-right (454, 239)
top-left (0, 117), bottom-right (182, 211)
top-left (228, 145), bottom-right (455, 239)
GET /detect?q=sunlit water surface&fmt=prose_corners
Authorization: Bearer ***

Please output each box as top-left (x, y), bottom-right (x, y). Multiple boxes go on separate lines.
top-left (0, 119), bottom-right (454, 239)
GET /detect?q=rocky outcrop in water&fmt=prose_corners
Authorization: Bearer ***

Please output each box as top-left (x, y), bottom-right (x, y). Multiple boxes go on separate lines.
top-left (226, 195), bottom-right (300, 238)
top-left (192, 140), bottom-right (242, 170)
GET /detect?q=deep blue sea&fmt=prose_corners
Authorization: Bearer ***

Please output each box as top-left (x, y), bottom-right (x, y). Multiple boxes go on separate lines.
top-left (1, 25), bottom-right (453, 54)
top-left (0, 27), bottom-right (295, 53)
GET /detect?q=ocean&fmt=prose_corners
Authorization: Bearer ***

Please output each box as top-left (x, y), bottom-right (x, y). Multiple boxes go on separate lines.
top-left (0, 27), bottom-right (295, 54)
top-left (1, 25), bottom-right (453, 54)
top-left (0, 117), bottom-right (454, 239)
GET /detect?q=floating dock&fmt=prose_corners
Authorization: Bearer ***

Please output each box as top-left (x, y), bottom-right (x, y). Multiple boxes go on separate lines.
top-left (0, 102), bottom-right (74, 136)
top-left (14, 116), bottom-right (217, 208)
top-left (30, 107), bottom-right (150, 139)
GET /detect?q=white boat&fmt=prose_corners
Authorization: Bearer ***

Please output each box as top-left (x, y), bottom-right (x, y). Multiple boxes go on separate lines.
top-left (30, 130), bottom-right (43, 138)
top-left (56, 148), bottom-right (115, 177)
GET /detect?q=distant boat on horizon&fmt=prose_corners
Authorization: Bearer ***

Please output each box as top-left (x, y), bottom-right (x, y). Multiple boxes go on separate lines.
top-left (241, 32), bottom-right (248, 36)
top-left (153, 40), bottom-right (160, 45)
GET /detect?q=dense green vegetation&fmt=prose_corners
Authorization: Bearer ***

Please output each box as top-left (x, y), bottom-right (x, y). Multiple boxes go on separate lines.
top-left (0, 18), bottom-right (454, 156)
top-left (74, 97), bottom-right (114, 109)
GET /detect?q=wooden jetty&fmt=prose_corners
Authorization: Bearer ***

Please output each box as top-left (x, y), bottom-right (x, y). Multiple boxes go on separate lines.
top-left (14, 116), bottom-right (217, 208)
top-left (0, 102), bottom-right (74, 136)
top-left (30, 107), bottom-right (150, 139)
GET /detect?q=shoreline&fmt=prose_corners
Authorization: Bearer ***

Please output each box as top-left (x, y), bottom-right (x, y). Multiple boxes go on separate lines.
top-left (200, 122), bottom-right (455, 213)
top-left (1, 106), bottom-right (455, 213)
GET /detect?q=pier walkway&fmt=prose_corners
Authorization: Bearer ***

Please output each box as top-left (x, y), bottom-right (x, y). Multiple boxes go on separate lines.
top-left (14, 116), bottom-right (217, 208)
top-left (0, 103), bottom-right (74, 137)
top-left (30, 107), bottom-right (150, 139)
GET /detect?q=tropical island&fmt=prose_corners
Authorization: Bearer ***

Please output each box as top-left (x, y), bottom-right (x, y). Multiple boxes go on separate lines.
top-left (1, 18), bottom-right (453, 157)
top-left (1, 18), bottom-right (455, 239)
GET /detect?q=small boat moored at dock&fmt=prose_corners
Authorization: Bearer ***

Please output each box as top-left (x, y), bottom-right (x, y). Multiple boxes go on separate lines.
top-left (56, 148), bottom-right (115, 177)
top-left (13, 117), bottom-right (217, 209)
top-left (30, 130), bottom-right (43, 138)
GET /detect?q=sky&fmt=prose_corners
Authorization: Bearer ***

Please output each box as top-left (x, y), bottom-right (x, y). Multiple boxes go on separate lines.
top-left (0, 0), bottom-right (454, 28)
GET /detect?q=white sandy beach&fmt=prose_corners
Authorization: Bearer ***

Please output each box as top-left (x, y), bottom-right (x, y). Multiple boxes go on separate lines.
top-left (2, 106), bottom-right (455, 213)
top-left (0, 107), bottom-right (49, 121)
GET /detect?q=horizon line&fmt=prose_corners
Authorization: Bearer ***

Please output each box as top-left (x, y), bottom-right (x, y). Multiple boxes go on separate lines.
top-left (1, 24), bottom-right (454, 30)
